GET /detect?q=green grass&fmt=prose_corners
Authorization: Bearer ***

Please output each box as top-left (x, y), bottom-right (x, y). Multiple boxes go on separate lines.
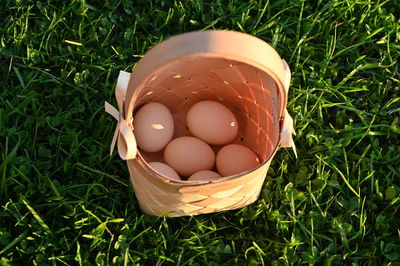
top-left (1, 0), bottom-right (399, 265)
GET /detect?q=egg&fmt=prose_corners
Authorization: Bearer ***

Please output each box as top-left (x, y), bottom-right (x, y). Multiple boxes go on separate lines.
top-left (216, 144), bottom-right (260, 176)
top-left (164, 136), bottom-right (215, 176)
top-left (186, 100), bottom-right (238, 145)
top-left (188, 170), bottom-right (221, 181)
top-left (133, 102), bottom-right (174, 152)
top-left (148, 162), bottom-right (180, 181)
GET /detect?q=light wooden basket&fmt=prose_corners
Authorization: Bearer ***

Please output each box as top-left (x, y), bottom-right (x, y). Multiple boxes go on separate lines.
top-left (105, 30), bottom-right (296, 217)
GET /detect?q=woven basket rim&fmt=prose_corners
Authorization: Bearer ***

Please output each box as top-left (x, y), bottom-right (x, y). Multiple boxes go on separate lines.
top-left (129, 52), bottom-right (287, 114)
top-left (124, 30), bottom-right (288, 123)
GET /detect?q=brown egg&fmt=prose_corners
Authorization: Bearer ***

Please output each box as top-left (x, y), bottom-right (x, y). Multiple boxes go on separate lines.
top-left (216, 144), bottom-right (260, 176)
top-left (134, 102), bottom-right (174, 152)
top-left (164, 137), bottom-right (215, 177)
top-left (188, 170), bottom-right (221, 181)
top-left (187, 101), bottom-right (238, 145)
top-left (148, 162), bottom-right (181, 181)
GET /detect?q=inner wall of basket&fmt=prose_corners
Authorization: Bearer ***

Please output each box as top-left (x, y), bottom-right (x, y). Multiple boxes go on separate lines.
top-left (133, 57), bottom-right (280, 165)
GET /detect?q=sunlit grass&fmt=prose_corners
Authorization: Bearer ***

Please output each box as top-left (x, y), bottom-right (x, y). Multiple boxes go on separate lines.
top-left (1, 0), bottom-right (399, 264)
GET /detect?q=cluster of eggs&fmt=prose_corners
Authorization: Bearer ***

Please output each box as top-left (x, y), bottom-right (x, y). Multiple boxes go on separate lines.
top-left (133, 100), bottom-right (260, 181)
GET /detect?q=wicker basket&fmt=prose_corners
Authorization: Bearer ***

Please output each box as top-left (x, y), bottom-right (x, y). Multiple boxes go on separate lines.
top-left (105, 30), bottom-right (296, 217)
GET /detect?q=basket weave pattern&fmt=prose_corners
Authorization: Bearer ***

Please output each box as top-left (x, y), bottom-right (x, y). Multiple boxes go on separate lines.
top-left (128, 158), bottom-right (272, 217)
top-left (105, 31), bottom-right (296, 217)
top-left (136, 57), bottom-right (280, 164)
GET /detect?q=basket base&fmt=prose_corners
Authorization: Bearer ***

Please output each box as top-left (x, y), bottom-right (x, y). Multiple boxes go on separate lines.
top-left (127, 157), bottom-right (272, 217)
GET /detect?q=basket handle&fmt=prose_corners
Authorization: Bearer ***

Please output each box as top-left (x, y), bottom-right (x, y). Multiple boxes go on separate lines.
top-left (279, 60), bottom-right (297, 158)
top-left (105, 71), bottom-right (138, 160)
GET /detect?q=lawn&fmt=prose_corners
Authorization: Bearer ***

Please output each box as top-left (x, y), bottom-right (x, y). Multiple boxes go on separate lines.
top-left (1, 0), bottom-right (399, 265)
